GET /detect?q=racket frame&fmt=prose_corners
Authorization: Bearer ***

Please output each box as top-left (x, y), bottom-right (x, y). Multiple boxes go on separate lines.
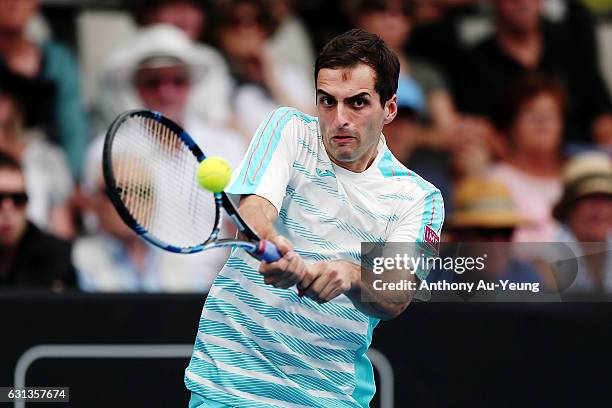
top-left (102, 110), bottom-right (270, 257)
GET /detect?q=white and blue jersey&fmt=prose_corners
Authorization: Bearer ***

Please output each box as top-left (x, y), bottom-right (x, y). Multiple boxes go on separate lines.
top-left (185, 107), bottom-right (444, 407)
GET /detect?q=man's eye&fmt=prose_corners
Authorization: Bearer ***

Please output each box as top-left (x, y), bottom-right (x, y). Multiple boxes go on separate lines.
top-left (352, 99), bottom-right (366, 108)
top-left (320, 97), bottom-right (335, 106)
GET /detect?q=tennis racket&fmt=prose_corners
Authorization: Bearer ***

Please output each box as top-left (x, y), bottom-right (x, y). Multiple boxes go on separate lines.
top-left (102, 109), bottom-right (281, 263)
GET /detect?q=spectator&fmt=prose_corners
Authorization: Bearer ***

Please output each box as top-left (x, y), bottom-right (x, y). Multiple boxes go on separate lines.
top-left (212, 0), bottom-right (314, 138)
top-left (80, 25), bottom-right (246, 292)
top-left (462, 0), bottom-right (612, 146)
top-left (487, 74), bottom-right (565, 242)
top-left (91, 24), bottom-right (245, 167)
top-left (126, 0), bottom-right (233, 125)
top-left (74, 155), bottom-right (218, 292)
top-left (265, 0), bottom-right (316, 77)
top-left (0, 151), bottom-right (76, 290)
top-left (0, 0), bottom-right (88, 176)
top-left (134, 0), bottom-right (206, 41)
top-left (553, 151), bottom-right (612, 292)
top-left (0, 65), bottom-right (74, 239)
top-left (407, 1), bottom-right (484, 109)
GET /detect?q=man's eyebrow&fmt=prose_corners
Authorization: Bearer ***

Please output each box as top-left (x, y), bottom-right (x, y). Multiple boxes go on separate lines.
top-left (316, 90), bottom-right (371, 99)
top-left (346, 92), bottom-right (371, 99)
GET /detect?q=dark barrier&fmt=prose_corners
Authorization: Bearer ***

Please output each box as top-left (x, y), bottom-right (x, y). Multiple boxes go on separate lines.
top-left (1, 291), bottom-right (611, 407)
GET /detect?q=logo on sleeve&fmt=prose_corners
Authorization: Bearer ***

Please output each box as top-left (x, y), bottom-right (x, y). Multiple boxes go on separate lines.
top-left (424, 225), bottom-right (440, 245)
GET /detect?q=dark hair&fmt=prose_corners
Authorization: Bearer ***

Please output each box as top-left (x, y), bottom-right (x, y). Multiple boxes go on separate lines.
top-left (315, 28), bottom-right (400, 106)
top-left (493, 74), bottom-right (568, 132)
top-left (0, 150), bottom-right (22, 173)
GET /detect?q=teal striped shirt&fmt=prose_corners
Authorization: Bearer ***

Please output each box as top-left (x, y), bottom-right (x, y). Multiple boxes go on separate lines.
top-left (185, 107), bottom-right (444, 407)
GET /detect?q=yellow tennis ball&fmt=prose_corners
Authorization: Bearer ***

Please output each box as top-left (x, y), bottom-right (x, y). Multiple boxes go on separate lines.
top-left (196, 157), bottom-right (232, 193)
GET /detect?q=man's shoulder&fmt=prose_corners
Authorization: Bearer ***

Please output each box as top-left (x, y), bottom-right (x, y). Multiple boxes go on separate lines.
top-left (255, 107), bottom-right (320, 148)
top-left (375, 148), bottom-right (440, 195)
top-left (267, 107), bottom-right (319, 131)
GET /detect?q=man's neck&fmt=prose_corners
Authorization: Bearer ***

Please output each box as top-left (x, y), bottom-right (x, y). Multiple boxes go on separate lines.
top-left (329, 144), bottom-right (379, 173)
top-left (496, 27), bottom-right (542, 69)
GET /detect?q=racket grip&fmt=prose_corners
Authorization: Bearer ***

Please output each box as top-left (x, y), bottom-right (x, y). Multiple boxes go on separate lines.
top-left (255, 240), bottom-right (282, 262)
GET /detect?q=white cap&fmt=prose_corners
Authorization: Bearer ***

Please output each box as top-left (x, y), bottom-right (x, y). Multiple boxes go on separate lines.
top-left (102, 24), bottom-right (208, 84)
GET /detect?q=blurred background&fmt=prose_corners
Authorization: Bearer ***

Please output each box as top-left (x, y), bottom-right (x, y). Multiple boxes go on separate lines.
top-left (1, 0), bottom-right (612, 406)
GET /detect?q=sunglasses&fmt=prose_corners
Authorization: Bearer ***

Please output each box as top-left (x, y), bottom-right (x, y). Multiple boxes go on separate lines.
top-left (135, 75), bottom-right (190, 90)
top-left (0, 191), bottom-right (28, 207)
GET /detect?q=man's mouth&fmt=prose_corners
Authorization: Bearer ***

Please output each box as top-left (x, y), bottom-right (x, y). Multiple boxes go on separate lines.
top-left (331, 135), bottom-right (356, 143)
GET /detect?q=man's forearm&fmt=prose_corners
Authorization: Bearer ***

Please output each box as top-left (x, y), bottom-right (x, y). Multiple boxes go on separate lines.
top-left (237, 195), bottom-right (279, 240)
top-left (340, 260), bottom-right (413, 321)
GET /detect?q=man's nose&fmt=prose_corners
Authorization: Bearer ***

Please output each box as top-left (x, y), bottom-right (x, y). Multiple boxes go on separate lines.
top-left (158, 82), bottom-right (181, 99)
top-left (334, 104), bottom-right (349, 129)
top-left (0, 198), bottom-right (15, 212)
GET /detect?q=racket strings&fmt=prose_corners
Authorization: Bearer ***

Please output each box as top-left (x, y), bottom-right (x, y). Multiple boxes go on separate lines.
top-left (110, 115), bottom-right (218, 248)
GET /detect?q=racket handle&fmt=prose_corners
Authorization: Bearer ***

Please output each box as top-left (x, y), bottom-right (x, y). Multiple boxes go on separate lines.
top-left (254, 240), bottom-right (282, 262)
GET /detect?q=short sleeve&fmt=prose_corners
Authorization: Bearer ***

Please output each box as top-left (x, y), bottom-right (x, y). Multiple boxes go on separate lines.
top-left (387, 188), bottom-right (445, 280)
top-left (388, 188), bottom-right (445, 242)
top-left (227, 107), bottom-right (299, 213)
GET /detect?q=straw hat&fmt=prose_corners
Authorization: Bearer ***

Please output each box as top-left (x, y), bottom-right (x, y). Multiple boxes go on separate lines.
top-left (553, 151), bottom-right (612, 221)
top-left (448, 178), bottom-right (527, 229)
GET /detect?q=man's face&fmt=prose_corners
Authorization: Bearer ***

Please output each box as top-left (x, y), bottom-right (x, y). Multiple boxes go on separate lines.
top-left (0, 168), bottom-right (28, 247)
top-left (494, 0), bottom-right (543, 34)
top-left (0, 0), bottom-right (37, 32)
top-left (134, 65), bottom-right (190, 124)
top-left (568, 194), bottom-right (612, 242)
top-left (316, 64), bottom-right (397, 172)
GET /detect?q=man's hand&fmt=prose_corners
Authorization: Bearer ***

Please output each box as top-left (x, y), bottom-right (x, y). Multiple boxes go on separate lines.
top-left (298, 260), bottom-right (359, 303)
top-left (259, 236), bottom-right (307, 289)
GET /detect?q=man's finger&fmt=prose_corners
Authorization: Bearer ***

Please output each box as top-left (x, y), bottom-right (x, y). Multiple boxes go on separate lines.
top-left (271, 235), bottom-right (293, 256)
top-left (304, 273), bottom-right (332, 302)
top-left (259, 258), bottom-right (288, 276)
top-left (297, 266), bottom-right (320, 294)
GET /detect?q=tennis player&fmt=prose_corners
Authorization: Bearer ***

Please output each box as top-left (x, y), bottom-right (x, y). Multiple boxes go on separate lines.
top-left (185, 28), bottom-right (444, 407)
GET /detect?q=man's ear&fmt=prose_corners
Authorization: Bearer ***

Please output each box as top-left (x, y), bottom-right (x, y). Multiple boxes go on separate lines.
top-left (384, 95), bottom-right (398, 125)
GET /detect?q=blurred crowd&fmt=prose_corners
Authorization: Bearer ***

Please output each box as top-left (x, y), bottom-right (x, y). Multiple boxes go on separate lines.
top-left (1, 0), bottom-right (611, 295)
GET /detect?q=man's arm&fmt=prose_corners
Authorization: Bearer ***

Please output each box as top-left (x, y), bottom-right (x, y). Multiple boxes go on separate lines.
top-left (238, 194), bottom-right (279, 241)
top-left (238, 194), bottom-right (308, 289)
top-left (298, 260), bottom-right (414, 321)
